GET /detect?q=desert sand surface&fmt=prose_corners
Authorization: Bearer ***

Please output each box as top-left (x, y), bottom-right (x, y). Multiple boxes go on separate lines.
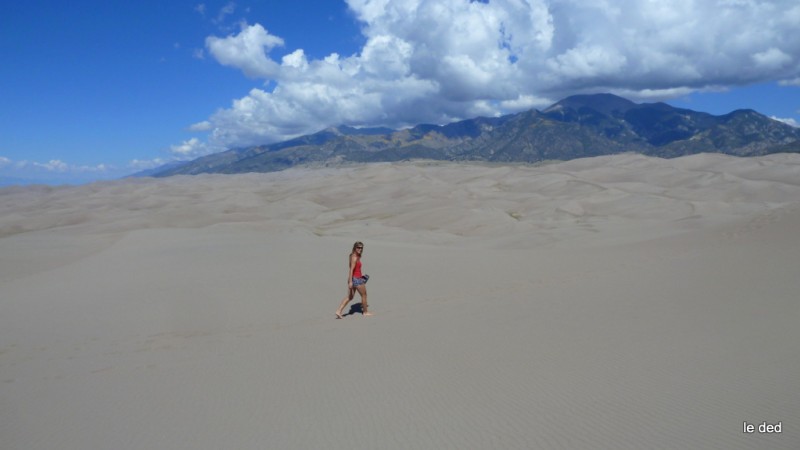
top-left (1, 153), bottom-right (799, 449)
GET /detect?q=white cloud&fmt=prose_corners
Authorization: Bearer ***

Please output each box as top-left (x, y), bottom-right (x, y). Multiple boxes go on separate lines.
top-left (499, 95), bottom-right (551, 111)
top-left (281, 49), bottom-right (309, 70)
top-left (45, 160), bottom-right (114, 173)
top-left (206, 23), bottom-right (284, 78)
top-left (129, 158), bottom-right (169, 170)
top-left (779, 77), bottom-right (800, 86)
top-left (771, 116), bottom-right (799, 127)
top-left (186, 0), bottom-right (800, 151)
top-left (546, 45), bottom-right (627, 80)
top-left (214, 2), bottom-right (237, 25)
top-left (188, 120), bottom-right (213, 131)
top-left (35, 160), bottom-right (69, 172)
top-left (753, 48), bottom-right (792, 70)
top-left (2, 158), bottom-right (116, 174)
top-left (169, 137), bottom-right (221, 159)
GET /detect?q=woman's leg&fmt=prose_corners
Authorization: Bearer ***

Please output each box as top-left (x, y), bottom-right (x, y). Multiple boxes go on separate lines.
top-left (336, 288), bottom-right (355, 318)
top-left (357, 285), bottom-right (371, 316)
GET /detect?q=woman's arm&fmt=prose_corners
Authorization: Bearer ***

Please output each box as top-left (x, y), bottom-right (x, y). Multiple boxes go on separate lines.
top-left (347, 254), bottom-right (356, 286)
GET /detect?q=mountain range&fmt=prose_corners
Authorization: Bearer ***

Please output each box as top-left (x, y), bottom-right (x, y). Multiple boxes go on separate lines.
top-left (148, 93), bottom-right (800, 177)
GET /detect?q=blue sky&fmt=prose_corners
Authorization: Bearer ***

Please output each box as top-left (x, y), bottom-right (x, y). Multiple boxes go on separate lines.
top-left (2, 0), bottom-right (799, 184)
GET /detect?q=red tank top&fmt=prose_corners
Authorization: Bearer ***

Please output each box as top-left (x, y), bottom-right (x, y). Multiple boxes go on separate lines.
top-left (353, 258), bottom-right (362, 278)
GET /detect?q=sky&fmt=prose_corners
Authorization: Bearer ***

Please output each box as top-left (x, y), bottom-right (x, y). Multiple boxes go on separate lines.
top-left (1, 0), bottom-right (799, 185)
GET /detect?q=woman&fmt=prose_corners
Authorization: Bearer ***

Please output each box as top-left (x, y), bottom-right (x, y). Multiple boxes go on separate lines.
top-left (336, 241), bottom-right (371, 318)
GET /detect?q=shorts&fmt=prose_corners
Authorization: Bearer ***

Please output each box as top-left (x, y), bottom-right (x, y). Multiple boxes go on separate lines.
top-left (352, 275), bottom-right (369, 287)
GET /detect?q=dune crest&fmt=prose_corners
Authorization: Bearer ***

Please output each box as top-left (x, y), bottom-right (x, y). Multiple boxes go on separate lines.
top-left (2, 153), bottom-right (799, 246)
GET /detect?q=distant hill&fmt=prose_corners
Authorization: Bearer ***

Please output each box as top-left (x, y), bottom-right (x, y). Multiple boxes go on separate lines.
top-left (0, 176), bottom-right (37, 187)
top-left (150, 93), bottom-right (800, 177)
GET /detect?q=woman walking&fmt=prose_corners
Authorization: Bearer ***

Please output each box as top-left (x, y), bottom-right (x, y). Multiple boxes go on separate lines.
top-left (336, 241), bottom-right (371, 318)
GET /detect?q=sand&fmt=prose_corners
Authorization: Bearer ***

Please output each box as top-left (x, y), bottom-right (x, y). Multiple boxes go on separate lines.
top-left (1, 153), bottom-right (798, 449)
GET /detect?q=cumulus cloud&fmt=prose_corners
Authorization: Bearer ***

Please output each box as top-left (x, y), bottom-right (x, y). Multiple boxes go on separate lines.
top-left (753, 48), bottom-right (792, 70)
top-left (206, 23), bottom-right (284, 78)
top-left (169, 137), bottom-right (222, 160)
top-left (189, 0), bottom-right (800, 150)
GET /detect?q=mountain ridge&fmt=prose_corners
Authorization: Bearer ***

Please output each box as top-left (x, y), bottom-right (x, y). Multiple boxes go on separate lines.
top-left (148, 93), bottom-right (800, 177)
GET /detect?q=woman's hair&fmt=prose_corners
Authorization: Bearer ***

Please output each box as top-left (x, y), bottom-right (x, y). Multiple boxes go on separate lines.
top-left (350, 241), bottom-right (364, 255)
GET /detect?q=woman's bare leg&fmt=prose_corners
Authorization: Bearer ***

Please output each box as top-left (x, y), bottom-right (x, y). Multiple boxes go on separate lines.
top-left (357, 285), bottom-right (371, 316)
top-left (336, 288), bottom-right (355, 318)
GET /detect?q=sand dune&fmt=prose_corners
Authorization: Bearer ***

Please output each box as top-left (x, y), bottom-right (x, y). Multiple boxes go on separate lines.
top-left (1, 153), bottom-right (799, 449)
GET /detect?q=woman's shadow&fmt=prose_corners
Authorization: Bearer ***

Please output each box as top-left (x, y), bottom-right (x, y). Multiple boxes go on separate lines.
top-left (343, 303), bottom-right (365, 317)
